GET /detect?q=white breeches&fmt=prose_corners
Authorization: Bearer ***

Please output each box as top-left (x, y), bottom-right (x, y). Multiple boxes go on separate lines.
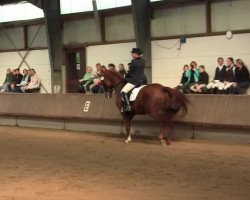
top-left (121, 83), bottom-right (136, 93)
top-left (218, 82), bottom-right (235, 90)
top-left (207, 82), bottom-right (222, 89)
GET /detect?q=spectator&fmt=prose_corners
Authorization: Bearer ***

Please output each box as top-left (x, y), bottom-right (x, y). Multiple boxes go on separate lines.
top-left (230, 59), bottom-right (250, 94)
top-left (90, 63), bottom-right (103, 93)
top-left (10, 68), bottom-right (23, 91)
top-left (218, 57), bottom-right (236, 93)
top-left (207, 57), bottom-right (227, 94)
top-left (78, 66), bottom-right (93, 93)
top-left (12, 69), bottom-right (31, 93)
top-left (0, 68), bottom-right (12, 92)
top-left (108, 63), bottom-right (117, 72)
top-left (182, 61), bottom-right (200, 93)
top-left (176, 64), bottom-right (189, 91)
top-left (15, 68), bottom-right (23, 84)
top-left (118, 63), bottom-right (127, 77)
top-left (21, 69), bottom-right (40, 93)
top-left (190, 65), bottom-right (209, 93)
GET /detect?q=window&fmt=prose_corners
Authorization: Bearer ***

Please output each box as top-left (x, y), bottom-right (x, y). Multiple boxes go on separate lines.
top-left (60, 0), bottom-right (162, 14)
top-left (0, 2), bottom-right (44, 23)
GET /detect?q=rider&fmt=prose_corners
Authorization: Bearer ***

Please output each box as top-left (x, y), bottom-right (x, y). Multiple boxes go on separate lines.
top-left (121, 48), bottom-right (147, 112)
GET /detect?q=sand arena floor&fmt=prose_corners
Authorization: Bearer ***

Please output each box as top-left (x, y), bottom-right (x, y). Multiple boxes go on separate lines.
top-left (0, 126), bottom-right (249, 200)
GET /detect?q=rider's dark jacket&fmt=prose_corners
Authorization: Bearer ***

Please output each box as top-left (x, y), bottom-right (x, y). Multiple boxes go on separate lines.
top-left (125, 57), bottom-right (147, 86)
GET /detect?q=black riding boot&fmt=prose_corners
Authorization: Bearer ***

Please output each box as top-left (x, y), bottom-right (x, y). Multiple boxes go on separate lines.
top-left (121, 92), bottom-right (131, 112)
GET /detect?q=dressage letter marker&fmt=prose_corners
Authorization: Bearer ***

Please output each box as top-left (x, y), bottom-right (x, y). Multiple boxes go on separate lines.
top-left (84, 101), bottom-right (91, 112)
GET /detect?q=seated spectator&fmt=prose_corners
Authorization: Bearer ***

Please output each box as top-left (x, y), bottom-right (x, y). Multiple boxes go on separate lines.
top-left (218, 57), bottom-right (236, 93)
top-left (207, 57), bottom-right (227, 94)
top-left (230, 59), bottom-right (250, 94)
top-left (78, 66), bottom-right (93, 93)
top-left (89, 63), bottom-right (103, 93)
top-left (176, 64), bottom-right (189, 91)
top-left (182, 61), bottom-right (200, 93)
top-left (15, 68), bottom-right (23, 84)
top-left (118, 63), bottom-right (127, 77)
top-left (190, 65), bottom-right (209, 93)
top-left (21, 69), bottom-right (40, 93)
top-left (0, 68), bottom-right (12, 92)
top-left (108, 63), bottom-right (117, 72)
top-left (12, 69), bottom-right (31, 93)
top-left (10, 68), bottom-right (23, 91)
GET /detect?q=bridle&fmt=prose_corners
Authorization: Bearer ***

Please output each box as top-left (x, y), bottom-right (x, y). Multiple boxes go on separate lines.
top-left (100, 76), bottom-right (124, 98)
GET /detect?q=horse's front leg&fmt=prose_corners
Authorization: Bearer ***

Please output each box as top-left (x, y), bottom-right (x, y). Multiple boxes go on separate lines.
top-left (125, 119), bottom-right (131, 143)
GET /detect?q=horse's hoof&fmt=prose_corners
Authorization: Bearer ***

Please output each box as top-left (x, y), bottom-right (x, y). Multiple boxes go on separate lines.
top-left (125, 137), bottom-right (132, 143)
top-left (160, 139), bottom-right (166, 146)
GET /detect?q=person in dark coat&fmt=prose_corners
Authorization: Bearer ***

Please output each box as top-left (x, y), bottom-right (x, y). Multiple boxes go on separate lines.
top-left (190, 65), bottom-right (209, 93)
top-left (10, 68), bottom-right (23, 91)
top-left (218, 57), bottom-right (236, 93)
top-left (231, 59), bottom-right (250, 94)
top-left (15, 68), bottom-right (23, 84)
top-left (121, 48), bottom-right (147, 112)
top-left (207, 57), bottom-right (227, 93)
top-left (175, 64), bottom-right (189, 91)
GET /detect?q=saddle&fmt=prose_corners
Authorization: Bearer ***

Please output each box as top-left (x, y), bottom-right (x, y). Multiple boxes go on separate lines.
top-left (128, 85), bottom-right (146, 101)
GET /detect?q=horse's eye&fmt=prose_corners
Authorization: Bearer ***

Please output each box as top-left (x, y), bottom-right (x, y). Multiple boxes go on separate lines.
top-left (100, 76), bottom-right (104, 81)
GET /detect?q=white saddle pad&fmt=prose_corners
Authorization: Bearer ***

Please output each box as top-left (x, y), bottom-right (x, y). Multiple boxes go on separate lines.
top-left (129, 85), bottom-right (146, 101)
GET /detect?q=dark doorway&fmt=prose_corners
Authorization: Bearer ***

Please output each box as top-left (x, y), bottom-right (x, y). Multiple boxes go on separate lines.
top-left (65, 48), bottom-right (86, 93)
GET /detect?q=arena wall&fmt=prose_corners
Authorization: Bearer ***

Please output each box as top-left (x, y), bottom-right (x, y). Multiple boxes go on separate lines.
top-left (0, 93), bottom-right (249, 144)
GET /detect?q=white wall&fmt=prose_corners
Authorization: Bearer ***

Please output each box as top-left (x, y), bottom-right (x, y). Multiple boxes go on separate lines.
top-left (86, 33), bottom-right (250, 87)
top-left (86, 42), bottom-right (136, 71)
top-left (0, 50), bottom-right (51, 93)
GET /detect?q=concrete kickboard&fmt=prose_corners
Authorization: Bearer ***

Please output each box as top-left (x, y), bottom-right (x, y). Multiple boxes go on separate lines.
top-left (194, 126), bottom-right (250, 144)
top-left (0, 115), bottom-right (17, 126)
top-left (65, 119), bottom-right (122, 134)
top-left (17, 117), bottom-right (65, 130)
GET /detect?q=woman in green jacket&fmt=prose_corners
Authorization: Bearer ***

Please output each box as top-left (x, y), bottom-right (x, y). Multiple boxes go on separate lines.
top-left (78, 66), bottom-right (94, 93)
top-left (1, 68), bottom-right (12, 92)
top-left (183, 61), bottom-right (200, 93)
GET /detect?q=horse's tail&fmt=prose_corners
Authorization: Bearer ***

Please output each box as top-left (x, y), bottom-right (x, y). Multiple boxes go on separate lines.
top-left (162, 87), bottom-right (189, 117)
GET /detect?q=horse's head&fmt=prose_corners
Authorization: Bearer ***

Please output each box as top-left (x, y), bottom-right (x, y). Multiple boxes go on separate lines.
top-left (99, 66), bottom-right (116, 98)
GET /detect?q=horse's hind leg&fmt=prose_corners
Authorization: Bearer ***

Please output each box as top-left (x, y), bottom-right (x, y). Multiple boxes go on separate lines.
top-left (159, 122), bottom-right (166, 146)
top-left (166, 122), bottom-right (173, 145)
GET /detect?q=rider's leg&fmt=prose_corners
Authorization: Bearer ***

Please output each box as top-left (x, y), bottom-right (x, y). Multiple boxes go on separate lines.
top-left (121, 83), bottom-right (135, 112)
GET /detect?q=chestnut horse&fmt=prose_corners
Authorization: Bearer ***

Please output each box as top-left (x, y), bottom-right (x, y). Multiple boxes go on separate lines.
top-left (100, 67), bottom-right (188, 145)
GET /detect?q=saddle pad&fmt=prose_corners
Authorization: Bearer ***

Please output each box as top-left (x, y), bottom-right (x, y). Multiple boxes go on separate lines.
top-left (129, 85), bottom-right (146, 102)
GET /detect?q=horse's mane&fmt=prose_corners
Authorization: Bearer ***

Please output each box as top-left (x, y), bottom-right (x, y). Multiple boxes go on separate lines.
top-left (104, 69), bottom-right (125, 82)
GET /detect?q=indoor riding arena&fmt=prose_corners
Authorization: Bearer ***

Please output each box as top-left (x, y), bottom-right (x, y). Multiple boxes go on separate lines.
top-left (0, 0), bottom-right (250, 200)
